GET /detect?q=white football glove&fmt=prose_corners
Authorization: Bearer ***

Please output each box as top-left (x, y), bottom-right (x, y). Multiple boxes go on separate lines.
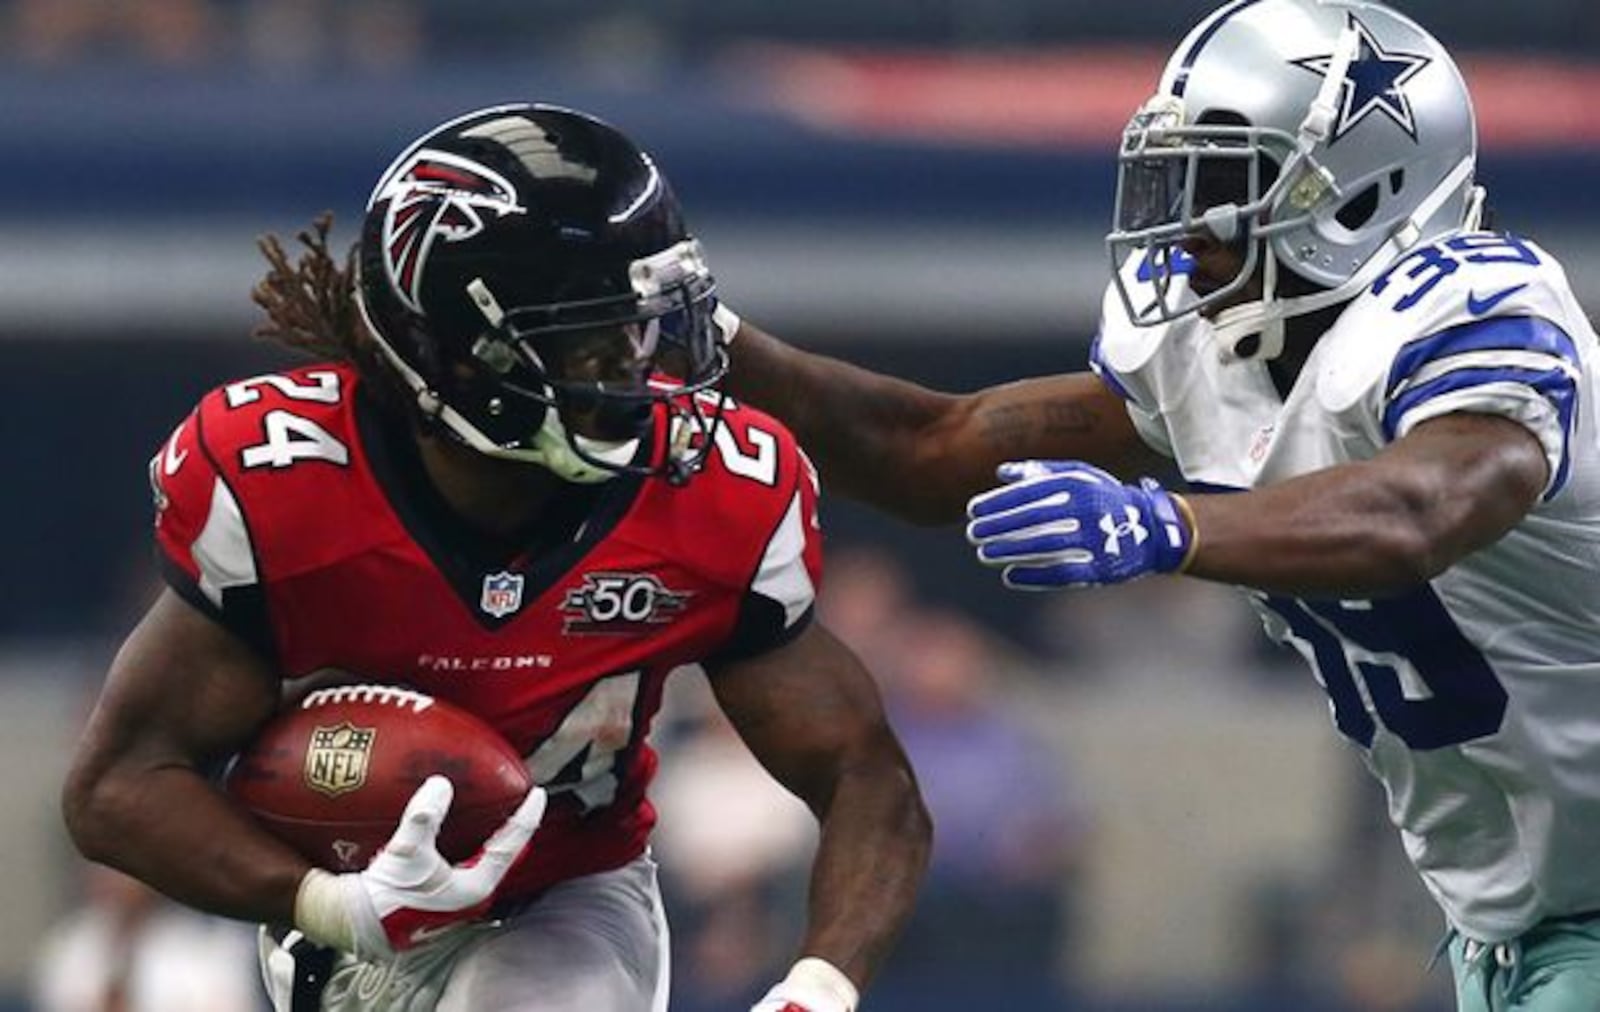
top-left (293, 775), bottom-right (547, 959)
top-left (751, 957), bottom-right (859, 1012)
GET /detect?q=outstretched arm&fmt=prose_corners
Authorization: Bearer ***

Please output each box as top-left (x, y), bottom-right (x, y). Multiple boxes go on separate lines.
top-left (727, 318), bottom-right (1156, 525)
top-left (1183, 413), bottom-right (1547, 595)
top-left (967, 413), bottom-right (1548, 597)
top-left (706, 621), bottom-right (931, 1006)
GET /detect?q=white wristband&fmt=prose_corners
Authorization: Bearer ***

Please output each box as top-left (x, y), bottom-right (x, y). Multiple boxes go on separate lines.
top-left (774, 957), bottom-right (859, 1012)
top-left (293, 869), bottom-right (356, 953)
top-left (713, 302), bottom-right (742, 345)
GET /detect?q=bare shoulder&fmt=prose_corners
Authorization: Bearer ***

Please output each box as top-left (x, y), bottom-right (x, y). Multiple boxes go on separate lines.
top-left (707, 621), bottom-right (883, 744)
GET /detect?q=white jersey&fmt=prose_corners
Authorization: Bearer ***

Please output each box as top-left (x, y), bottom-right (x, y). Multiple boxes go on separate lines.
top-left (1092, 231), bottom-right (1600, 942)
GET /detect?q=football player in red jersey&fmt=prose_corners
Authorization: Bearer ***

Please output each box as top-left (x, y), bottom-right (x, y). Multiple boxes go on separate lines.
top-left (61, 104), bottom-right (930, 1012)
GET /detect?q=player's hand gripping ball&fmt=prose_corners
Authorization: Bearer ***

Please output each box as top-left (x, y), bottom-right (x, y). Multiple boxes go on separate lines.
top-left (225, 685), bottom-right (533, 872)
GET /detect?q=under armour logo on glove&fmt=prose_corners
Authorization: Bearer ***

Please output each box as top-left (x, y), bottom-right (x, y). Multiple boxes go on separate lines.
top-left (1098, 506), bottom-right (1150, 556)
top-left (966, 460), bottom-right (1196, 589)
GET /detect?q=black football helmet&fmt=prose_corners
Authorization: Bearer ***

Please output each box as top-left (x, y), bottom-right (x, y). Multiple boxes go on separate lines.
top-left (356, 103), bottom-right (729, 483)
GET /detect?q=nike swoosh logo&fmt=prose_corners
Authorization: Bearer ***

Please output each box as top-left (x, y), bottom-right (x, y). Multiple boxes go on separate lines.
top-left (163, 422), bottom-right (189, 475)
top-left (1467, 283), bottom-right (1528, 317)
top-left (407, 923), bottom-right (458, 946)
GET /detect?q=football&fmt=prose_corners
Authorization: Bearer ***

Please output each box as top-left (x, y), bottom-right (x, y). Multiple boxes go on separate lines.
top-left (224, 684), bottom-right (532, 872)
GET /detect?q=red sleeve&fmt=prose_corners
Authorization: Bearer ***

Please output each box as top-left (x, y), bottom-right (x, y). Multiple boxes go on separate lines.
top-left (151, 408), bottom-right (212, 589)
top-left (148, 397), bottom-right (273, 657)
top-left (702, 404), bottom-right (826, 665)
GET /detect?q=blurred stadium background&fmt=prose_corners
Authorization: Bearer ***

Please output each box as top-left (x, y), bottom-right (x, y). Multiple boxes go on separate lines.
top-left (4, 1), bottom-right (1599, 1010)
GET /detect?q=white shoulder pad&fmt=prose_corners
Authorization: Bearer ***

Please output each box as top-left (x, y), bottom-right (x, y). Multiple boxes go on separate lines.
top-left (750, 490), bottom-right (816, 629)
top-left (1094, 264), bottom-right (1184, 378)
top-left (192, 477), bottom-right (259, 607)
top-left (1093, 267), bottom-right (1214, 461)
top-left (1316, 231), bottom-right (1571, 414)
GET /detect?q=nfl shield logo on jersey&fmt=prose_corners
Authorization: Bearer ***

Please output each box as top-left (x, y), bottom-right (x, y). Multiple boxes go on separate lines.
top-left (480, 571), bottom-right (526, 618)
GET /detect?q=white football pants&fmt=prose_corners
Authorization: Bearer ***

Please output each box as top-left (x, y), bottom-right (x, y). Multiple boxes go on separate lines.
top-left (259, 854), bottom-right (669, 1012)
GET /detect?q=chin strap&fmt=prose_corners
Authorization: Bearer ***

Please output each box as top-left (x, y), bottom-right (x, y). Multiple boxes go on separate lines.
top-left (1216, 251), bottom-right (1287, 363)
top-left (1462, 184), bottom-right (1488, 232)
top-left (522, 416), bottom-right (637, 484)
top-left (712, 302), bottom-right (742, 345)
top-left (1300, 23), bottom-right (1361, 148)
top-left (1209, 22), bottom-right (1356, 364)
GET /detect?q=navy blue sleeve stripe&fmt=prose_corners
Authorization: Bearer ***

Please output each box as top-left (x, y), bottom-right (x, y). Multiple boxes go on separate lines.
top-left (1088, 330), bottom-right (1136, 403)
top-left (1381, 364), bottom-right (1578, 497)
top-left (1387, 316), bottom-right (1579, 398)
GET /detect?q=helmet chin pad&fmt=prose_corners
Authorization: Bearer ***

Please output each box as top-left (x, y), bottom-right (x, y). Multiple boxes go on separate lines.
top-left (493, 411), bottom-right (641, 485)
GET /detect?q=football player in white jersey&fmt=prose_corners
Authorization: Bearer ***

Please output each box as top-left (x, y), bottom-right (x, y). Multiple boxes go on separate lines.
top-left (717, 1), bottom-right (1600, 1008)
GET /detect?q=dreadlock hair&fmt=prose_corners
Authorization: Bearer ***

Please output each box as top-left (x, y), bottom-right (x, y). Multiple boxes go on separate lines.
top-left (252, 212), bottom-right (416, 415)
top-left (252, 212), bottom-right (376, 371)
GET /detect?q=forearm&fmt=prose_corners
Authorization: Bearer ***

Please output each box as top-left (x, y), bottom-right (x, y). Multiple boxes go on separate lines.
top-left (797, 754), bottom-right (931, 989)
top-left (64, 762), bottom-right (308, 925)
top-left (729, 323), bottom-right (1151, 524)
top-left (728, 324), bottom-right (968, 522)
top-left (1184, 457), bottom-right (1512, 596)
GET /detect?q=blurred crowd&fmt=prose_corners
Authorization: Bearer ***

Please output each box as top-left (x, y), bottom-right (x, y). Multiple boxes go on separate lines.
top-left (4, 0), bottom-right (1598, 75)
top-left (653, 547), bottom-right (1093, 1011)
top-left (4, 0), bottom-right (424, 73)
top-left (32, 864), bottom-right (261, 1012)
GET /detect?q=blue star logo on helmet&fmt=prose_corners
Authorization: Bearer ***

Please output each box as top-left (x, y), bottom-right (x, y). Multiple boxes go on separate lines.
top-left (1291, 14), bottom-right (1432, 143)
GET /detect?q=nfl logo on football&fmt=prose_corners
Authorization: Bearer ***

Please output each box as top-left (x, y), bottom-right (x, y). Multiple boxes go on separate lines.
top-left (480, 571), bottom-right (526, 618)
top-left (304, 723), bottom-right (375, 798)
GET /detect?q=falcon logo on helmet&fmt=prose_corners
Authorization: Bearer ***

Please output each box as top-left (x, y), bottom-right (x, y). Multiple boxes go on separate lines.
top-left (375, 149), bottom-right (526, 314)
top-left (355, 104), bottom-right (731, 486)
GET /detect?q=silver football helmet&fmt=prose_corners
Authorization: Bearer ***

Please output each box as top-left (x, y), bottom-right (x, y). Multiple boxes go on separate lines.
top-left (1107, 0), bottom-right (1483, 362)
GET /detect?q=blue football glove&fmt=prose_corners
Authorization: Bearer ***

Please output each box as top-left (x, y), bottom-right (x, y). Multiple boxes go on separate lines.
top-left (965, 461), bottom-right (1196, 590)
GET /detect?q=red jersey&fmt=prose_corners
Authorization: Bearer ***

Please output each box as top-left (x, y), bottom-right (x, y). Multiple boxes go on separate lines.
top-left (150, 363), bottom-right (823, 901)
